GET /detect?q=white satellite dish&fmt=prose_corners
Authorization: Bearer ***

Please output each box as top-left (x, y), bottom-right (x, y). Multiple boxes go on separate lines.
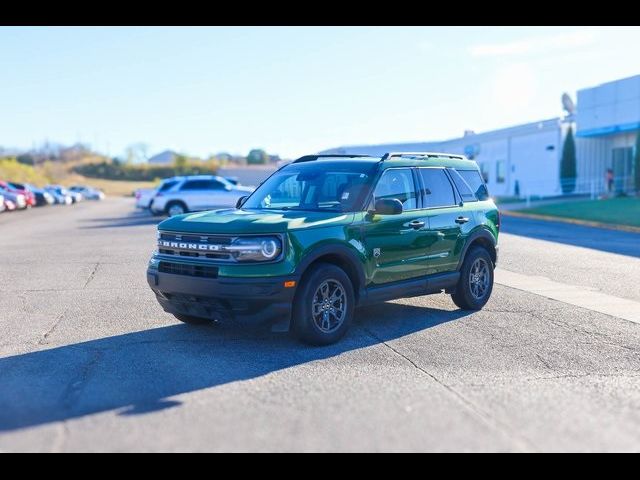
top-left (562, 93), bottom-right (576, 115)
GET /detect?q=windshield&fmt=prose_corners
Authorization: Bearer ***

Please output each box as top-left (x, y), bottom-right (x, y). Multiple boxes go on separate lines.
top-left (242, 161), bottom-right (378, 212)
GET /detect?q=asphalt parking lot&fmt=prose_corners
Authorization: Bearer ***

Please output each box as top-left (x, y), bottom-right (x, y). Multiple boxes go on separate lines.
top-left (1, 198), bottom-right (640, 452)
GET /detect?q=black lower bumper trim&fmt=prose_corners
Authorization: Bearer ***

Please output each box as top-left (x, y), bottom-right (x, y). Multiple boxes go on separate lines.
top-left (147, 269), bottom-right (298, 325)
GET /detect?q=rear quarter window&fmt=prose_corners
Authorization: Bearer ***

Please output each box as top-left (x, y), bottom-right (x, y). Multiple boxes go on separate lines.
top-left (456, 169), bottom-right (489, 201)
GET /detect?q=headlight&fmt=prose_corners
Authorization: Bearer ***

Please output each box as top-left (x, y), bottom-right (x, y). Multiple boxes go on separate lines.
top-left (228, 236), bottom-right (282, 262)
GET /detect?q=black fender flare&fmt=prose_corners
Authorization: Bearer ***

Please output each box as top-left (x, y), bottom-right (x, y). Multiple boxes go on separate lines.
top-left (294, 243), bottom-right (367, 301)
top-left (457, 228), bottom-right (497, 269)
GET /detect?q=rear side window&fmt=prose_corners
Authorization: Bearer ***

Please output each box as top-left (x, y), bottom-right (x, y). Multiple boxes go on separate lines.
top-left (418, 169), bottom-right (456, 208)
top-left (159, 180), bottom-right (178, 192)
top-left (448, 169), bottom-right (477, 202)
top-left (456, 169), bottom-right (489, 200)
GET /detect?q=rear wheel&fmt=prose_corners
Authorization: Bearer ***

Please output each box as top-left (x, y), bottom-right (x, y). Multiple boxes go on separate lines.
top-left (292, 263), bottom-right (354, 345)
top-left (451, 246), bottom-right (494, 310)
top-left (173, 313), bottom-right (212, 325)
top-left (166, 201), bottom-right (187, 217)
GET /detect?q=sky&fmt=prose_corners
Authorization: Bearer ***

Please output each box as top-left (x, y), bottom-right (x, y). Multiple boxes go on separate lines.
top-left (1, 26), bottom-right (639, 159)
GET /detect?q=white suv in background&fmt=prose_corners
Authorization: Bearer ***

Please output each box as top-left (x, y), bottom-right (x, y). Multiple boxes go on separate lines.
top-left (150, 175), bottom-right (254, 217)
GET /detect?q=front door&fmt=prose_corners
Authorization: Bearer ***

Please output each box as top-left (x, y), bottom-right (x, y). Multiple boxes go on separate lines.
top-left (362, 168), bottom-right (430, 285)
top-left (417, 168), bottom-right (465, 274)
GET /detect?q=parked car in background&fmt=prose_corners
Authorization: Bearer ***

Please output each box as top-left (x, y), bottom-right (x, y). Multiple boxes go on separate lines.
top-left (0, 186), bottom-right (27, 210)
top-left (69, 185), bottom-right (105, 201)
top-left (0, 193), bottom-right (5, 213)
top-left (3, 197), bottom-right (16, 211)
top-left (149, 175), bottom-right (254, 217)
top-left (44, 186), bottom-right (73, 205)
top-left (136, 177), bottom-right (182, 210)
top-left (30, 187), bottom-right (55, 206)
top-left (0, 181), bottom-right (35, 207)
top-left (48, 185), bottom-right (82, 203)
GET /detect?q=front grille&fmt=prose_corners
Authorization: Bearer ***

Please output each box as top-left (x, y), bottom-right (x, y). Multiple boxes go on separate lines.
top-left (158, 261), bottom-right (219, 279)
top-left (158, 231), bottom-right (236, 262)
top-left (159, 232), bottom-right (232, 245)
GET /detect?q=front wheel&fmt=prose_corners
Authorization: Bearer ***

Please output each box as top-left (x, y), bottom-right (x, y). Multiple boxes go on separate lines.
top-left (292, 263), bottom-right (354, 345)
top-left (451, 246), bottom-right (494, 310)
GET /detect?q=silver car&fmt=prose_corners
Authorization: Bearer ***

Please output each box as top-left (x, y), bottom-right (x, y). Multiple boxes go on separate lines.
top-left (150, 175), bottom-right (254, 217)
top-left (136, 177), bottom-right (183, 210)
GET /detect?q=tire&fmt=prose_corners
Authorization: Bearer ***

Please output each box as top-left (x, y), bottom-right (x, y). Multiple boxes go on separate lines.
top-left (451, 246), bottom-right (494, 310)
top-left (166, 201), bottom-right (187, 217)
top-left (173, 313), bottom-right (212, 325)
top-left (292, 263), bottom-right (355, 346)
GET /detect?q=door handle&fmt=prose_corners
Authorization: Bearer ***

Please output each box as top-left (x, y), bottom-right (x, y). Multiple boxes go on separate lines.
top-left (455, 216), bottom-right (470, 224)
top-left (408, 220), bottom-right (425, 229)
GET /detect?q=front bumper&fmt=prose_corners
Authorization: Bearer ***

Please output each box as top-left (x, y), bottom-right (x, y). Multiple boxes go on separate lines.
top-left (147, 268), bottom-right (299, 327)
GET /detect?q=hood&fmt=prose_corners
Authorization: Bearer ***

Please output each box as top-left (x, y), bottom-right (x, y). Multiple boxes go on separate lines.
top-left (159, 208), bottom-right (354, 234)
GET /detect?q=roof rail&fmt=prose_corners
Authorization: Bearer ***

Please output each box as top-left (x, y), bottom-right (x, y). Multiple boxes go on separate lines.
top-left (381, 152), bottom-right (468, 161)
top-left (293, 154), bottom-right (376, 163)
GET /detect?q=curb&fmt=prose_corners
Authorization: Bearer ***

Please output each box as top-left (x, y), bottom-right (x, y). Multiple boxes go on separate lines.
top-left (502, 210), bottom-right (640, 234)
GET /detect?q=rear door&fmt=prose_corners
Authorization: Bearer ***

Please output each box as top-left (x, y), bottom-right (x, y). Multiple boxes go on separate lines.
top-left (362, 168), bottom-right (431, 285)
top-left (417, 168), bottom-right (468, 274)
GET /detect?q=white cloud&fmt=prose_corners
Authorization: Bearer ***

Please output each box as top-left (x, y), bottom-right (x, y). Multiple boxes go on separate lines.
top-left (469, 30), bottom-right (597, 57)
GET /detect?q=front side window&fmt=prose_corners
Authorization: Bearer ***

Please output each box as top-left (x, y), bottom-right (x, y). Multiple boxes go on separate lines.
top-left (373, 168), bottom-right (417, 210)
top-left (418, 169), bottom-right (456, 208)
top-left (242, 160), bottom-right (377, 212)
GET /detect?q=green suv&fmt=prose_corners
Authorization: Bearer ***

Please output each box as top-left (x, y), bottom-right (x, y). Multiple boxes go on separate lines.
top-left (147, 152), bottom-right (500, 345)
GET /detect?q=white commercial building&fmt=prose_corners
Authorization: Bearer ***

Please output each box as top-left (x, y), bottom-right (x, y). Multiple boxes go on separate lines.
top-left (321, 74), bottom-right (640, 198)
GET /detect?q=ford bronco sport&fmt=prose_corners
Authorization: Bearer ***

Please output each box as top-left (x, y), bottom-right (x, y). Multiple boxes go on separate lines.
top-left (147, 152), bottom-right (500, 345)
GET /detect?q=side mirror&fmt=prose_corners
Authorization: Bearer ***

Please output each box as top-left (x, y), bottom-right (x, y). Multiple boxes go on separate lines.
top-left (477, 185), bottom-right (489, 201)
top-left (374, 198), bottom-right (403, 215)
top-left (236, 196), bottom-right (248, 209)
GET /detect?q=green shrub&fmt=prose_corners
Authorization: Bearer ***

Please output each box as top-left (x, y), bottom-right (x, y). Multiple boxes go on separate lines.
top-left (560, 126), bottom-right (577, 194)
top-left (73, 159), bottom-right (219, 182)
top-left (0, 157), bottom-right (52, 186)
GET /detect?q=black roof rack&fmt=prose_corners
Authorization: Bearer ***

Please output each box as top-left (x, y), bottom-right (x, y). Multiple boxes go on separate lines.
top-left (380, 152), bottom-right (467, 161)
top-left (293, 154), bottom-right (376, 163)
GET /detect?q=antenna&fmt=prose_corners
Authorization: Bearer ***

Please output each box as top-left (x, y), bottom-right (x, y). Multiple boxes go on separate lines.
top-left (562, 93), bottom-right (576, 115)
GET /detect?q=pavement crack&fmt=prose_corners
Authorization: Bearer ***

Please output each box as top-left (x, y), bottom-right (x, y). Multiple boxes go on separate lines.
top-left (83, 262), bottom-right (101, 289)
top-left (62, 349), bottom-right (103, 411)
top-left (529, 372), bottom-right (640, 382)
top-left (362, 326), bottom-right (539, 452)
top-left (547, 318), bottom-right (640, 354)
top-left (38, 312), bottom-right (65, 345)
top-left (535, 354), bottom-right (554, 370)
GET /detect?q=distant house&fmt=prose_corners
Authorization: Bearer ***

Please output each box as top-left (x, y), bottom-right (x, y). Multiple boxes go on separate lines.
top-left (148, 150), bottom-right (178, 165)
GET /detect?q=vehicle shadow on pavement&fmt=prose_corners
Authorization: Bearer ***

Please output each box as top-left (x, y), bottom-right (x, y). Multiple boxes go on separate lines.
top-left (80, 210), bottom-right (163, 229)
top-left (501, 216), bottom-right (640, 258)
top-left (0, 302), bottom-right (471, 432)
